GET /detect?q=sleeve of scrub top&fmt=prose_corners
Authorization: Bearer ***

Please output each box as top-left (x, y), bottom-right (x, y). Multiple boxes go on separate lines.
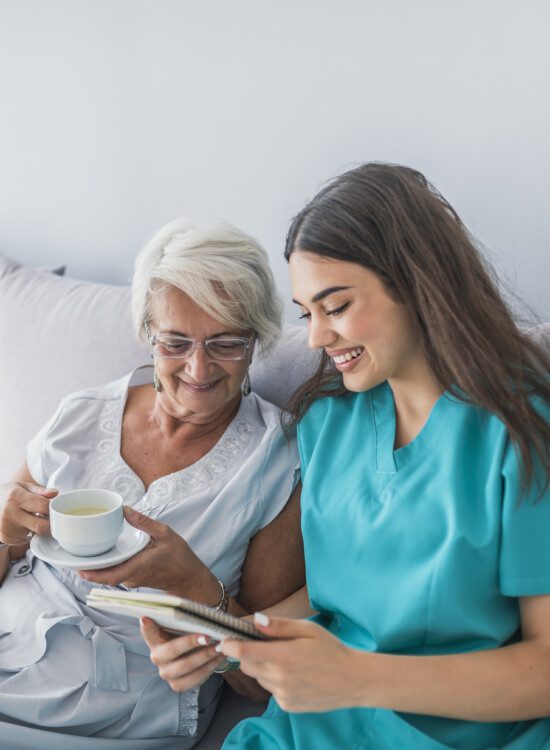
top-left (499, 398), bottom-right (550, 597)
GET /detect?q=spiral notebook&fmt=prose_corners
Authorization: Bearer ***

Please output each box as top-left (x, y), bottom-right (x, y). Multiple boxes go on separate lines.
top-left (86, 588), bottom-right (271, 642)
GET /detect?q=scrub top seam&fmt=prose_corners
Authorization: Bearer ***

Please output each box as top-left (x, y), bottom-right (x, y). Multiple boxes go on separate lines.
top-left (369, 389), bottom-right (384, 497)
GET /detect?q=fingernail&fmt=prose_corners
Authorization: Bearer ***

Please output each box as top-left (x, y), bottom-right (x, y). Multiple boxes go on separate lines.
top-left (197, 635), bottom-right (208, 646)
top-left (124, 505), bottom-right (136, 517)
top-left (254, 611), bottom-right (270, 627)
top-left (214, 643), bottom-right (224, 653)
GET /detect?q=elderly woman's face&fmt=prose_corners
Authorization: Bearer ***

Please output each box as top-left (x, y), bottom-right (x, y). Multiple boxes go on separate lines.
top-left (149, 286), bottom-right (251, 423)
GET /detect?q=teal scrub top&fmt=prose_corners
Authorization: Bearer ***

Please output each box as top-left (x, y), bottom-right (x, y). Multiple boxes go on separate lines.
top-left (224, 383), bottom-right (550, 749)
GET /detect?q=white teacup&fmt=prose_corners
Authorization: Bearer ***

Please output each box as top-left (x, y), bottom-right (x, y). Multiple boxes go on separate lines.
top-left (49, 489), bottom-right (124, 557)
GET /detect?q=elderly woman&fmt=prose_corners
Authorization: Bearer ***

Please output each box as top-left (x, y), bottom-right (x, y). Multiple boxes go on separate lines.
top-left (0, 219), bottom-right (304, 749)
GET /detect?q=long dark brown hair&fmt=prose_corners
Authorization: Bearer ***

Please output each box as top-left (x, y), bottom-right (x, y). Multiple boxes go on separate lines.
top-left (284, 162), bottom-right (550, 498)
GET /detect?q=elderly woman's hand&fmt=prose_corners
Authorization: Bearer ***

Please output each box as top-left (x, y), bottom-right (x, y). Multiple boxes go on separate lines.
top-left (140, 617), bottom-right (226, 691)
top-left (0, 482), bottom-right (58, 545)
top-left (78, 506), bottom-right (220, 601)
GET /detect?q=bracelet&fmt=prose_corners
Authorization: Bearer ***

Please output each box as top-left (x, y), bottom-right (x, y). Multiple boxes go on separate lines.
top-left (213, 658), bottom-right (240, 674)
top-left (213, 578), bottom-right (228, 613)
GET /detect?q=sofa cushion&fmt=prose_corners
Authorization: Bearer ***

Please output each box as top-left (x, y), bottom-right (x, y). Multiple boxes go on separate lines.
top-left (194, 685), bottom-right (266, 750)
top-left (0, 255), bottom-right (147, 478)
top-left (0, 254), bottom-right (317, 479)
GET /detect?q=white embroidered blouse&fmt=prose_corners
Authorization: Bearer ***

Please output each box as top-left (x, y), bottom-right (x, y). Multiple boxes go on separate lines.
top-left (0, 366), bottom-right (299, 742)
top-left (27, 365), bottom-right (300, 597)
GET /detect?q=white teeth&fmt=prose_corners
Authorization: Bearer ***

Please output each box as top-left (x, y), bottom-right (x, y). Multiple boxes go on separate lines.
top-left (332, 348), bottom-right (364, 364)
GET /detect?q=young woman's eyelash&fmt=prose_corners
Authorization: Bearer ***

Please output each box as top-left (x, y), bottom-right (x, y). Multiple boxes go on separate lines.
top-left (298, 302), bottom-right (349, 321)
top-left (326, 302), bottom-right (350, 316)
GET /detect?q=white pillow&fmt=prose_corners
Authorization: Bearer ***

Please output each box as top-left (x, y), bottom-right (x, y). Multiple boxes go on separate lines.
top-left (0, 255), bottom-right (149, 478)
top-left (0, 255), bottom-right (317, 480)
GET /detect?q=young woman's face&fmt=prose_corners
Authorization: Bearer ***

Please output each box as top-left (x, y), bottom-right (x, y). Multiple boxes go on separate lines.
top-left (289, 251), bottom-right (421, 392)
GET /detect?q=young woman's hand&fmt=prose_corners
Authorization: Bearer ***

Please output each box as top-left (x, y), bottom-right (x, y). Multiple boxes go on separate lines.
top-left (78, 506), bottom-right (220, 602)
top-left (140, 617), bottom-right (225, 691)
top-left (219, 614), bottom-right (366, 713)
top-left (0, 482), bottom-right (57, 545)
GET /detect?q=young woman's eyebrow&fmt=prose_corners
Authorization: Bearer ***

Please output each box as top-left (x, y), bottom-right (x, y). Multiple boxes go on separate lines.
top-left (292, 286), bottom-right (352, 306)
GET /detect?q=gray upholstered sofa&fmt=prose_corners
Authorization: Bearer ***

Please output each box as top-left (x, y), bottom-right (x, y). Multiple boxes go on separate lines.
top-left (0, 254), bottom-right (318, 748)
top-left (1, 255), bottom-right (548, 747)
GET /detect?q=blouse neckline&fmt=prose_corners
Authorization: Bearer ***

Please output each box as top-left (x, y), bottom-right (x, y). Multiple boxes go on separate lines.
top-left (118, 366), bottom-right (243, 493)
top-left (94, 365), bottom-right (256, 510)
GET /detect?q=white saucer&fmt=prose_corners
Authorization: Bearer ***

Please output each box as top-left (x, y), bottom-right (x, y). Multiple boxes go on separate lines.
top-left (30, 521), bottom-right (150, 570)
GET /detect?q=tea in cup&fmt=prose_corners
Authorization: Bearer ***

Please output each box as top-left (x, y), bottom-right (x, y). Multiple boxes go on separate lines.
top-left (49, 489), bottom-right (124, 556)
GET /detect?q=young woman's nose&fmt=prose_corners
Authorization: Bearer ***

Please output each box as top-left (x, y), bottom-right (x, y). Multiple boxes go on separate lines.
top-left (307, 316), bottom-right (337, 351)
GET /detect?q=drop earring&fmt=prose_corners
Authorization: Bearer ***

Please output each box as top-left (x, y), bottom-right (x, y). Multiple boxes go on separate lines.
top-left (153, 368), bottom-right (162, 392)
top-left (242, 371), bottom-right (251, 397)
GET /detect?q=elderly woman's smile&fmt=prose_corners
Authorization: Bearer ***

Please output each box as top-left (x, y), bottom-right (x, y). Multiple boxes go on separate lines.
top-left (181, 378), bottom-right (223, 391)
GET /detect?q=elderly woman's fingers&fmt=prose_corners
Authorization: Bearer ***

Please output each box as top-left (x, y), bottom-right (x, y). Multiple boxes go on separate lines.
top-left (78, 549), bottom-right (150, 584)
top-left (164, 655), bottom-right (226, 692)
top-left (157, 646), bottom-right (223, 681)
top-left (1, 509), bottom-right (48, 543)
top-left (123, 505), bottom-right (170, 539)
top-left (21, 510), bottom-right (50, 535)
top-left (3, 483), bottom-right (54, 511)
top-left (140, 619), bottom-right (224, 690)
top-left (145, 628), bottom-right (213, 665)
top-left (140, 617), bottom-right (172, 647)
top-left (78, 564), bottom-right (130, 585)
top-left (17, 491), bottom-right (54, 516)
top-left (0, 483), bottom-right (56, 544)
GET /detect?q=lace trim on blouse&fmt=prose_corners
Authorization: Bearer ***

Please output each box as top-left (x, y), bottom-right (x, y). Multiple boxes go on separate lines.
top-left (93, 393), bottom-right (255, 515)
top-left (178, 687), bottom-right (200, 736)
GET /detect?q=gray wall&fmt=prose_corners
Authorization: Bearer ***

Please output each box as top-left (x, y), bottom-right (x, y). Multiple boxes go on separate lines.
top-left (0, 0), bottom-right (549, 322)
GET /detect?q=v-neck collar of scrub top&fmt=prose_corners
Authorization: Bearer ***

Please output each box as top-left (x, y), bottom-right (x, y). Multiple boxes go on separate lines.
top-left (371, 380), bottom-right (455, 478)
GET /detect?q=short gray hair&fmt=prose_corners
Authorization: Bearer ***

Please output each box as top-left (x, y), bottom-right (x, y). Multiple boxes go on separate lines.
top-left (132, 218), bottom-right (283, 355)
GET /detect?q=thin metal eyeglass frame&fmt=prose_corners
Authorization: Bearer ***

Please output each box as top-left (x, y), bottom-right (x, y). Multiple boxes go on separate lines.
top-left (144, 322), bottom-right (253, 361)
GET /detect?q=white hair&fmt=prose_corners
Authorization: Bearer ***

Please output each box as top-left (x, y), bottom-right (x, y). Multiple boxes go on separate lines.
top-left (132, 218), bottom-right (283, 355)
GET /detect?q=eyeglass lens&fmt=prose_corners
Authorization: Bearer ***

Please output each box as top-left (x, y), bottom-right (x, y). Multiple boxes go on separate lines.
top-left (152, 335), bottom-right (248, 360)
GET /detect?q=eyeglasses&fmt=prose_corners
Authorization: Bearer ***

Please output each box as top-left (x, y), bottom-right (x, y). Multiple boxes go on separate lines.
top-left (145, 324), bottom-right (253, 361)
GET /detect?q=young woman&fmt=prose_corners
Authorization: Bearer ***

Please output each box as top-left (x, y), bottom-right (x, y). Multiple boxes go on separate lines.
top-left (206, 163), bottom-right (550, 749)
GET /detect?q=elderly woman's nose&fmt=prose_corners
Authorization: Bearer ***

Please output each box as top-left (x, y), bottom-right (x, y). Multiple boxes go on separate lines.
top-left (185, 347), bottom-right (214, 377)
